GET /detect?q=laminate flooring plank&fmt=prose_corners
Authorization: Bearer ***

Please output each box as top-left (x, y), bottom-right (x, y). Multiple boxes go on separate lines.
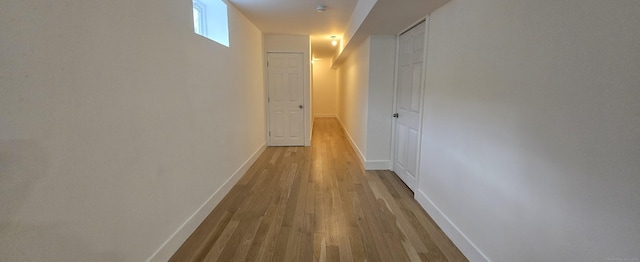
top-left (347, 224), bottom-right (367, 262)
top-left (384, 232), bottom-right (413, 262)
top-left (298, 214), bottom-right (315, 262)
top-left (254, 192), bottom-right (287, 262)
top-left (243, 194), bottom-right (281, 262)
top-left (214, 219), bottom-right (249, 261)
top-left (271, 225), bottom-right (291, 262)
top-left (355, 185), bottom-right (393, 262)
top-left (283, 152), bottom-right (310, 262)
top-left (202, 219), bottom-right (240, 262)
top-left (256, 164), bottom-right (297, 262)
top-left (326, 245), bottom-right (340, 262)
top-left (314, 233), bottom-right (326, 262)
top-left (304, 181), bottom-right (315, 215)
top-left (402, 238), bottom-right (425, 262)
top-left (244, 160), bottom-right (292, 262)
top-left (274, 163), bottom-right (304, 261)
top-left (368, 173), bottom-right (430, 254)
top-left (350, 187), bottom-right (383, 262)
top-left (231, 217), bottom-right (263, 262)
top-left (313, 181), bottom-right (326, 234)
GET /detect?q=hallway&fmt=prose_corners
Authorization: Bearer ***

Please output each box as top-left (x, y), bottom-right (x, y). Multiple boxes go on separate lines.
top-left (170, 118), bottom-right (466, 261)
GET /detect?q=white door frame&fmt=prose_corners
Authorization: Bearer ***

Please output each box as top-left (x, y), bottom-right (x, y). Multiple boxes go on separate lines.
top-left (265, 52), bottom-right (307, 146)
top-left (390, 16), bottom-right (430, 190)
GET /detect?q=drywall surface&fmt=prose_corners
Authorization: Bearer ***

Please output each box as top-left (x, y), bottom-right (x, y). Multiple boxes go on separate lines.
top-left (264, 34), bottom-right (312, 146)
top-left (0, 0), bottom-right (265, 261)
top-left (342, 0), bottom-right (377, 50)
top-left (336, 36), bottom-right (396, 169)
top-left (365, 35), bottom-right (395, 163)
top-left (312, 60), bottom-right (338, 118)
top-left (419, 0), bottom-right (640, 261)
top-left (337, 38), bottom-right (371, 159)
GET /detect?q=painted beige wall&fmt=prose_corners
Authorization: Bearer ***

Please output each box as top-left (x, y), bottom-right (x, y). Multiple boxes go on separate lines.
top-left (417, 0), bottom-right (640, 261)
top-left (264, 34), bottom-right (312, 146)
top-left (337, 38), bottom-right (370, 160)
top-left (312, 60), bottom-right (338, 118)
top-left (0, 0), bottom-right (265, 261)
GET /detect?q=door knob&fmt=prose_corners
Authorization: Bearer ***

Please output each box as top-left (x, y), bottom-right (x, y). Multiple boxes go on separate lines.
top-left (299, 105), bottom-right (304, 109)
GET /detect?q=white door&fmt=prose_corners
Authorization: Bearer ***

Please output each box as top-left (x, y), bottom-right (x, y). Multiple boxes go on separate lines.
top-left (267, 52), bottom-right (305, 146)
top-left (393, 21), bottom-right (426, 191)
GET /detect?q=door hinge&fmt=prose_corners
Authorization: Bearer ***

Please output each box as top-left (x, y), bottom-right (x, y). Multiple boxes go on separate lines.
top-left (269, 131), bottom-right (271, 136)
top-left (268, 97), bottom-right (270, 103)
top-left (267, 61), bottom-right (269, 67)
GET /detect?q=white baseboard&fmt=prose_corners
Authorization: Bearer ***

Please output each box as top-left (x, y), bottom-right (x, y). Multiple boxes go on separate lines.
top-left (335, 117), bottom-right (390, 171)
top-left (314, 114), bottom-right (337, 118)
top-left (364, 160), bottom-right (391, 170)
top-left (415, 189), bottom-right (491, 262)
top-left (147, 143), bottom-right (267, 262)
top-left (335, 117), bottom-right (367, 168)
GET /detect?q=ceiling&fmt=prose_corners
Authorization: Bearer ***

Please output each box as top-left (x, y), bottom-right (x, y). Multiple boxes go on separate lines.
top-left (229, 0), bottom-right (358, 59)
top-left (228, 0), bottom-right (450, 60)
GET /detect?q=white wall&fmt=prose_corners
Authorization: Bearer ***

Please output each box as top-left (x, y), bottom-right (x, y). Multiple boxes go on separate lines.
top-left (365, 35), bottom-right (395, 164)
top-left (416, 0), bottom-right (640, 261)
top-left (0, 0), bottom-right (265, 261)
top-left (312, 60), bottom-right (338, 118)
top-left (336, 36), bottom-right (395, 169)
top-left (337, 38), bottom-right (370, 162)
top-left (342, 0), bottom-right (377, 52)
top-left (264, 34), bottom-right (312, 146)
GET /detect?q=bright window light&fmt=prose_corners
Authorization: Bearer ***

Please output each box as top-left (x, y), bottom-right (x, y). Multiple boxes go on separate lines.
top-left (193, 1), bottom-right (205, 35)
top-left (192, 0), bottom-right (229, 47)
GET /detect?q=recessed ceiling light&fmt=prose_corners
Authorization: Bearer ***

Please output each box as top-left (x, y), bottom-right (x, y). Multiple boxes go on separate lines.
top-left (316, 5), bottom-right (327, 12)
top-left (331, 35), bottom-right (338, 46)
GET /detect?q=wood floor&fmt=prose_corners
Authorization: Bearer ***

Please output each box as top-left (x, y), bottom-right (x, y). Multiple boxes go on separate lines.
top-left (170, 118), bottom-right (467, 262)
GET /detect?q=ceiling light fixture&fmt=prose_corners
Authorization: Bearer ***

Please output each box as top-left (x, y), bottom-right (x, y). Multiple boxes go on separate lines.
top-left (331, 36), bottom-right (338, 46)
top-left (316, 5), bottom-right (327, 12)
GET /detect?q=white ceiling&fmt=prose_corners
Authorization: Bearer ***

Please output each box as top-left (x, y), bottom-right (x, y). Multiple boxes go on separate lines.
top-left (228, 0), bottom-right (451, 59)
top-left (229, 0), bottom-right (358, 58)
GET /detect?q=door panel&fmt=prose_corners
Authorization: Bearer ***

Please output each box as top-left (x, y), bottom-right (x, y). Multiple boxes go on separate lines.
top-left (271, 110), bottom-right (284, 138)
top-left (268, 53), bottom-right (305, 146)
top-left (288, 110), bottom-right (302, 136)
top-left (397, 123), bottom-right (408, 168)
top-left (288, 74), bottom-right (300, 101)
top-left (393, 21), bottom-right (426, 191)
top-left (411, 63), bottom-right (422, 111)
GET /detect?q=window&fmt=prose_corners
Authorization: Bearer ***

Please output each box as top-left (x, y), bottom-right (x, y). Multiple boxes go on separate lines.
top-left (192, 0), bottom-right (229, 47)
top-left (193, 0), bottom-right (206, 35)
